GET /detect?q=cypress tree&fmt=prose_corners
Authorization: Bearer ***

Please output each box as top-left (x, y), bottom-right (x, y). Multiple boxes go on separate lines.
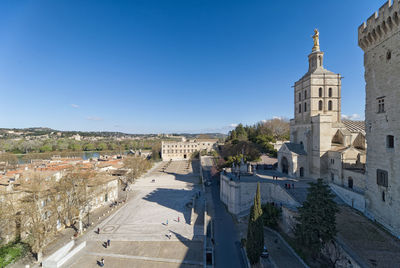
top-left (294, 178), bottom-right (339, 256)
top-left (246, 182), bottom-right (264, 264)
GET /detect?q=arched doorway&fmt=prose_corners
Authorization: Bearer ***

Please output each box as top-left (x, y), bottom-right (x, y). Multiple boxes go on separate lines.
top-left (348, 177), bottom-right (353, 189)
top-left (281, 157), bottom-right (289, 174)
top-left (299, 167), bottom-right (304, 177)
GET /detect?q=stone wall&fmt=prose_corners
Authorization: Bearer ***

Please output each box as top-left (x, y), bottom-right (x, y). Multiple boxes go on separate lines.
top-left (359, 0), bottom-right (400, 238)
top-left (329, 183), bottom-right (365, 213)
top-left (220, 174), bottom-right (300, 216)
top-left (342, 169), bottom-right (365, 193)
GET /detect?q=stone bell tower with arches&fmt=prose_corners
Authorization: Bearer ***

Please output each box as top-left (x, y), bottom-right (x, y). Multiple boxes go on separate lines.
top-left (278, 30), bottom-right (365, 182)
top-left (294, 29), bottom-right (342, 126)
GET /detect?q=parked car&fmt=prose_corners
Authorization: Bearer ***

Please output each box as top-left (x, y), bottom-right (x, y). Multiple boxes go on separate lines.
top-left (261, 245), bottom-right (269, 258)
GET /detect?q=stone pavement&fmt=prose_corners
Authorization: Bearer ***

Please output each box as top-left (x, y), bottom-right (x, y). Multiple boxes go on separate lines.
top-left (262, 228), bottom-right (306, 268)
top-left (336, 206), bottom-right (400, 268)
top-left (61, 160), bottom-right (204, 268)
top-left (202, 156), bottom-right (246, 268)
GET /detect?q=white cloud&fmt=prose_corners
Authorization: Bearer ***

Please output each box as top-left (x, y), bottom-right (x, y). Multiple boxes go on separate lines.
top-left (229, 123), bottom-right (238, 128)
top-left (71, 104), bottom-right (79, 108)
top-left (272, 116), bottom-right (282, 120)
top-left (342, 113), bottom-right (361, 120)
top-left (86, 116), bottom-right (103, 121)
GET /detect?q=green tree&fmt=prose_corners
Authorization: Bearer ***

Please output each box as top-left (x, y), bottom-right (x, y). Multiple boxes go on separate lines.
top-left (261, 203), bottom-right (281, 228)
top-left (294, 179), bottom-right (339, 257)
top-left (235, 124), bottom-right (248, 141)
top-left (246, 183), bottom-right (264, 264)
top-left (69, 143), bottom-right (82, 151)
top-left (39, 144), bottom-right (52, 153)
top-left (83, 143), bottom-right (95, 151)
top-left (96, 142), bottom-right (108, 151)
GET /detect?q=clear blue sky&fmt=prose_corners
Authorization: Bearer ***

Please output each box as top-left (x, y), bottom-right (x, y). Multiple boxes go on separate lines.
top-left (0, 0), bottom-right (384, 134)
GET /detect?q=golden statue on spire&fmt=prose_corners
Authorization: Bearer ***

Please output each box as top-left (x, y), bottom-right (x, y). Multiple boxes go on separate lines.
top-left (312, 29), bottom-right (320, 52)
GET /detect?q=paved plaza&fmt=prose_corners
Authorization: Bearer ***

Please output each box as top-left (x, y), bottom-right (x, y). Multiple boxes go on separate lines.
top-left (63, 160), bottom-right (204, 268)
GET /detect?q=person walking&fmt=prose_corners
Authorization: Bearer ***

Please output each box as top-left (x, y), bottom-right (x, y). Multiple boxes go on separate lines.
top-left (107, 239), bottom-right (110, 247)
top-left (100, 258), bottom-right (105, 267)
top-left (97, 227), bottom-right (100, 234)
top-left (169, 231), bottom-right (172, 239)
top-left (166, 219), bottom-right (168, 226)
top-left (178, 216), bottom-right (180, 223)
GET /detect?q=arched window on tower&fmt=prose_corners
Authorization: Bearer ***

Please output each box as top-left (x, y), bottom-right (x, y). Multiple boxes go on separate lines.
top-left (318, 100), bottom-right (323, 111)
top-left (319, 87), bottom-right (322, 97)
top-left (298, 92), bottom-right (301, 101)
top-left (299, 103), bottom-right (301, 113)
top-left (329, 88), bottom-right (332, 97)
top-left (304, 90), bottom-right (307, 99)
top-left (304, 102), bottom-right (307, 112)
top-left (328, 100), bottom-right (332, 111)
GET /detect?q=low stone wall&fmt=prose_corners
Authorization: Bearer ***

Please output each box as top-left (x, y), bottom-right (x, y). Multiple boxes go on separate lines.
top-left (42, 240), bottom-right (86, 268)
top-left (329, 183), bottom-right (365, 213)
top-left (342, 169), bottom-right (365, 193)
top-left (280, 206), bottom-right (299, 236)
top-left (220, 174), bottom-right (300, 216)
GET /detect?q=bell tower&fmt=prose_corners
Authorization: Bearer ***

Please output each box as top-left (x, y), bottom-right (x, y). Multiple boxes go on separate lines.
top-left (294, 30), bottom-right (342, 124)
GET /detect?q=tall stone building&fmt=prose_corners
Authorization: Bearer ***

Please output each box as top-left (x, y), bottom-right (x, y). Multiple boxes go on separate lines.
top-left (358, 0), bottom-right (400, 237)
top-left (278, 31), bottom-right (366, 189)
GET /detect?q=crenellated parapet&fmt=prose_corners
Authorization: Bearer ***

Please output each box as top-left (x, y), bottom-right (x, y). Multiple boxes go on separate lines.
top-left (358, 0), bottom-right (400, 51)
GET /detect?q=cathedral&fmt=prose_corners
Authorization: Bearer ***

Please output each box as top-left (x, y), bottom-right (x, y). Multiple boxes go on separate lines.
top-left (277, 30), bottom-right (366, 190)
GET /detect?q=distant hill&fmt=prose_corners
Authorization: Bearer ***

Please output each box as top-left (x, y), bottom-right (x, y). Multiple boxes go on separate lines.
top-left (0, 128), bottom-right (226, 140)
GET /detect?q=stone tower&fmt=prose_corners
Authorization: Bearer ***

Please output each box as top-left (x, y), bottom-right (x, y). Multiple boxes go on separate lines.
top-left (291, 31), bottom-right (342, 178)
top-left (294, 32), bottom-right (342, 125)
top-left (358, 0), bottom-right (400, 238)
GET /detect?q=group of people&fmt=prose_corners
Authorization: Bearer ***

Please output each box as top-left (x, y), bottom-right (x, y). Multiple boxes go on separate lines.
top-left (284, 183), bottom-right (295, 189)
top-left (96, 228), bottom-right (111, 266)
top-left (165, 216), bottom-right (181, 239)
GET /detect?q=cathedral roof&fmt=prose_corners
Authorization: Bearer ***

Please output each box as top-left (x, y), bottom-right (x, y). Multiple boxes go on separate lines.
top-left (284, 143), bottom-right (307, 155)
top-left (342, 120), bottom-right (365, 133)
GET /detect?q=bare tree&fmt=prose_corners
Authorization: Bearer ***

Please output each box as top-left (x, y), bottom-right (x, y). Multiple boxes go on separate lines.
top-left (57, 168), bottom-right (96, 234)
top-left (19, 173), bottom-right (58, 262)
top-left (0, 193), bottom-right (19, 244)
top-left (123, 156), bottom-right (151, 188)
top-left (259, 118), bottom-right (290, 140)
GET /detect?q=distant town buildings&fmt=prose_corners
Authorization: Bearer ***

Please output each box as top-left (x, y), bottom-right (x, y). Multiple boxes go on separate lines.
top-left (0, 155), bottom-right (123, 244)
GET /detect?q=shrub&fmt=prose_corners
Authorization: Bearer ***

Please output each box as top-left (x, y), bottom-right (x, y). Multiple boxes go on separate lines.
top-left (0, 241), bottom-right (29, 267)
top-left (262, 203), bottom-right (281, 228)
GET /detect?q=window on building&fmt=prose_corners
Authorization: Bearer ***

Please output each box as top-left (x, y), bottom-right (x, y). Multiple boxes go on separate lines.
top-left (387, 135), bottom-right (394, 148)
top-left (328, 100), bottom-right (332, 111)
top-left (318, 100), bottom-right (323, 111)
top-left (377, 97), bottom-right (385, 113)
top-left (319, 87), bottom-right (322, 97)
top-left (382, 191), bottom-right (386, 202)
top-left (348, 177), bottom-right (353, 189)
top-left (298, 92), bottom-right (301, 101)
top-left (329, 88), bottom-right (332, 97)
top-left (298, 103), bottom-right (301, 113)
top-left (304, 90), bottom-right (307, 99)
top-left (377, 169), bottom-right (388, 187)
top-left (304, 102), bottom-right (307, 112)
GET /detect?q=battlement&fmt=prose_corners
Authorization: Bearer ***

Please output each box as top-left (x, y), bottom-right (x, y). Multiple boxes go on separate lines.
top-left (358, 0), bottom-right (400, 51)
